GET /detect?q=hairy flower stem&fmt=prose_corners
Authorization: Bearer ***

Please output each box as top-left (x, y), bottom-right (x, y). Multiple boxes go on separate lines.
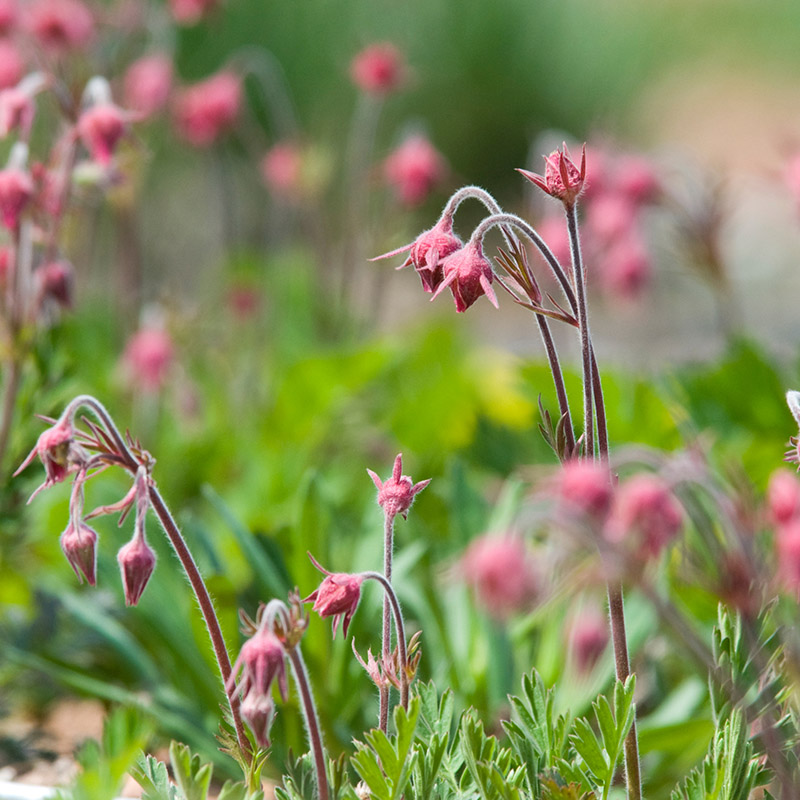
top-left (363, 570), bottom-right (410, 711)
top-left (286, 647), bottom-right (330, 800)
top-left (379, 511), bottom-right (395, 733)
top-left (58, 395), bottom-right (252, 764)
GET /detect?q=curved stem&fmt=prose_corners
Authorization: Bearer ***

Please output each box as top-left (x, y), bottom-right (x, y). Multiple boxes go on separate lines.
top-left (379, 511), bottom-right (395, 732)
top-left (536, 315), bottom-right (575, 457)
top-left (286, 646), bottom-right (330, 800)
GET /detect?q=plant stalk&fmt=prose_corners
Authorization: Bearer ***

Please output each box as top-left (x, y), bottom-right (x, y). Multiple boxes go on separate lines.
top-left (379, 510), bottom-right (395, 732)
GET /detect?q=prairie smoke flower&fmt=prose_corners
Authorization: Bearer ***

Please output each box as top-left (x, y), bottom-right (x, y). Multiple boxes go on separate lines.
top-left (431, 238), bottom-right (499, 312)
top-left (367, 453), bottom-right (430, 520)
top-left (77, 103), bottom-right (128, 165)
top-left (599, 234), bottom-right (650, 301)
top-left (122, 326), bottom-right (174, 392)
top-left (304, 565), bottom-right (364, 639)
top-left (350, 43), bottom-right (405, 95)
top-left (557, 460), bottom-right (613, 520)
top-left (261, 141), bottom-right (302, 198)
top-left (383, 134), bottom-right (446, 207)
top-left (28, 0), bottom-right (94, 51)
top-left (240, 692), bottom-right (275, 749)
top-left (605, 475), bottom-right (682, 560)
top-left (371, 214), bottom-right (462, 294)
top-left (124, 55), bottom-right (173, 118)
top-left (569, 608), bottom-right (608, 673)
top-left (14, 416), bottom-right (82, 495)
top-left (768, 469), bottom-right (800, 526)
top-left (0, 166), bottom-right (32, 229)
top-left (460, 534), bottom-right (537, 619)
top-left (173, 71), bottom-right (240, 148)
top-left (117, 534), bottom-right (156, 606)
top-left (519, 143), bottom-right (586, 207)
top-left (60, 520), bottom-right (98, 586)
top-left (229, 624), bottom-right (288, 703)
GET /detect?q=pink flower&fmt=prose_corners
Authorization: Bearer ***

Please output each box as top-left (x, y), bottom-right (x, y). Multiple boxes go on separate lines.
top-left (605, 474), bottom-right (682, 560)
top-left (60, 520), bottom-right (98, 586)
top-left (0, 88), bottom-right (35, 138)
top-left (261, 141), bottom-right (302, 198)
top-left (460, 534), bottom-right (537, 619)
top-left (776, 520), bottom-right (800, 596)
top-left (519, 143), bottom-right (586, 207)
top-left (0, 40), bottom-right (22, 90)
top-left (569, 608), bottom-right (608, 673)
top-left (371, 214), bottom-right (463, 294)
top-left (585, 192), bottom-right (636, 246)
top-left (599, 234), bottom-right (651, 301)
top-left (28, 0), bottom-right (94, 51)
top-left (383, 134), bottom-right (446, 206)
top-left (240, 692), bottom-right (275, 749)
top-left (117, 534), bottom-right (156, 606)
top-left (615, 155), bottom-right (660, 205)
top-left (431, 239), bottom-right (499, 312)
top-left (767, 469), bottom-right (800, 527)
top-left (304, 567), bottom-right (364, 639)
top-left (367, 453), bottom-right (430, 520)
top-left (557, 460), bottom-right (613, 520)
top-left (35, 259), bottom-right (74, 309)
top-left (77, 103), bottom-right (127, 165)
top-left (173, 70), bottom-right (240, 148)
top-left (168, 0), bottom-right (217, 25)
top-left (124, 54), bottom-right (173, 118)
top-left (122, 326), bottom-right (174, 392)
top-left (0, 166), bottom-right (33, 229)
top-left (350, 43), bottom-right (405, 95)
top-left (14, 416), bottom-right (79, 493)
top-left (230, 624), bottom-right (288, 702)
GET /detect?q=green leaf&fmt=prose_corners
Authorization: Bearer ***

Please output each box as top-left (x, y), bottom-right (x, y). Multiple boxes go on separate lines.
top-left (169, 741), bottom-right (214, 800)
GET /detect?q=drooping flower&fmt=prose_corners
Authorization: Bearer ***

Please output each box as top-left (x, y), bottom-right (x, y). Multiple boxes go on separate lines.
top-left (60, 520), bottom-right (98, 586)
top-left (557, 459), bottom-right (613, 521)
top-left (35, 259), bottom-right (74, 310)
top-left (14, 416), bottom-right (82, 495)
top-left (350, 43), bottom-right (405, 95)
top-left (122, 325), bottom-right (174, 393)
top-left (367, 453), bottom-right (430, 520)
top-left (77, 103), bottom-right (128, 165)
top-left (383, 134), bottom-right (446, 207)
top-left (460, 533), bottom-right (538, 619)
top-left (117, 534), bottom-right (156, 606)
top-left (303, 561), bottom-right (364, 639)
top-left (173, 70), bottom-right (240, 148)
top-left (124, 54), bottom-right (173, 118)
top-left (0, 87), bottom-right (35, 138)
top-left (229, 623), bottom-right (288, 702)
top-left (27, 0), bottom-right (94, 52)
top-left (519, 143), bottom-right (586, 207)
top-left (240, 692), bottom-right (275, 749)
top-left (0, 166), bottom-right (33, 229)
top-left (431, 238), bottom-right (499, 312)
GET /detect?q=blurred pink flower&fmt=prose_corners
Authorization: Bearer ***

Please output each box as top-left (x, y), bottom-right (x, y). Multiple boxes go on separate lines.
top-left (350, 43), bottom-right (405, 95)
top-left (261, 141), bottom-right (302, 198)
top-left (535, 214), bottom-right (571, 267)
top-left (0, 166), bottom-right (32, 229)
top-left (383, 134), bottom-right (446, 206)
top-left (0, 87), bottom-right (34, 137)
top-left (615, 155), bottom-right (660, 205)
top-left (173, 70), bottom-right (240, 147)
top-left (28, 0), bottom-right (94, 51)
top-left (77, 103), bottom-right (127, 164)
top-left (124, 54), bottom-right (173, 118)
top-left (569, 608), bottom-right (608, 673)
top-left (122, 326), bottom-right (174, 392)
top-left (461, 534), bottom-right (537, 619)
top-left (557, 459), bottom-right (613, 521)
top-left (586, 192), bottom-right (636, 245)
top-left (35, 259), bottom-right (74, 309)
top-left (768, 469), bottom-right (800, 527)
top-left (0, 0), bottom-right (17, 35)
top-left (599, 234), bottom-right (651, 301)
top-left (227, 284), bottom-right (261, 318)
top-left (169, 0), bottom-right (217, 25)
top-left (0, 40), bottom-right (23, 91)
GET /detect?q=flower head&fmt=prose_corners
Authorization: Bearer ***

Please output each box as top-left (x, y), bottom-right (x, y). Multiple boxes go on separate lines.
top-left (124, 54), bottom-right (173, 118)
top-left (768, 469), bottom-right (800, 526)
top-left (0, 166), bottom-right (33, 229)
top-left (350, 43), bottom-right (405, 95)
top-left (77, 103), bottom-right (128, 165)
top-left (173, 70), bottom-right (240, 148)
top-left (0, 87), bottom-right (35, 138)
top-left (14, 416), bottom-right (82, 496)
top-left (557, 460), bottom-right (613, 521)
top-left (28, 0), bottom-right (94, 51)
top-left (519, 143), bottom-right (586, 207)
top-left (303, 559), bottom-right (364, 639)
top-left (431, 238), bottom-right (499, 312)
top-left (230, 623), bottom-right (288, 702)
top-left (60, 520), bottom-right (98, 586)
top-left (122, 325), bottom-right (174, 393)
top-left (240, 692), bottom-right (275, 749)
top-left (367, 453), bottom-right (430, 520)
top-left (117, 534), bottom-right (156, 606)
top-left (383, 134), bottom-right (446, 207)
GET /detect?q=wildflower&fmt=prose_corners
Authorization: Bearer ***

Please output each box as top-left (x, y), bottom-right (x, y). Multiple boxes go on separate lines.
top-left (122, 325), bottom-right (174, 392)
top-left (557, 459), bottom-right (613, 520)
top-left (117, 533), bottom-right (156, 606)
top-left (173, 70), bottom-right (240, 148)
top-left (383, 134), bottom-right (446, 207)
top-left (261, 141), bottom-right (302, 198)
top-left (518, 143), bottom-right (586, 208)
top-left (569, 608), bottom-right (608, 673)
top-left (28, 0), bottom-right (94, 52)
top-left (35, 259), bottom-right (74, 310)
top-left (14, 416), bottom-right (82, 493)
top-left (229, 624), bottom-right (288, 702)
top-left (77, 103), bottom-right (127, 164)
top-left (60, 520), bottom-right (98, 586)
top-left (460, 533), bottom-right (537, 619)
top-left (767, 469), bottom-right (800, 526)
top-left (240, 692), bottom-right (275, 749)
top-left (0, 0), bottom-right (17, 35)
top-left (0, 87), bottom-right (35, 138)
top-left (367, 453), bottom-right (430, 520)
top-left (350, 43), bottom-right (405, 95)
top-left (124, 55), bottom-right (173, 118)
top-left (599, 234), bottom-right (650, 301)
top-left (605, 474), bottom-right (682, 560)
top-left (371, 214), bottom-right (462, 294)
top-left (431, 238), bottom-right (499, 312)
top-left (0, 166), bottom-right (33, 229)
top-left (304, 565), bottom-right (364, 639)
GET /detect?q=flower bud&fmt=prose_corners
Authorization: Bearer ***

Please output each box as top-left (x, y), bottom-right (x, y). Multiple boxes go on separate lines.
top-left (350, 43), bottom-right (405, 95)
top-left (77, 103), bottom-right (127, 165)
top-left (240, 691), bottom-right (275, 749)
top-left (367, 453), bottom-right (430, 520)
top-left (117, 534), bottom-right (156, 606)
top-left (60, 520), bottom-right (98, 585)
top-left (124, 54), bottom-right (173, 118)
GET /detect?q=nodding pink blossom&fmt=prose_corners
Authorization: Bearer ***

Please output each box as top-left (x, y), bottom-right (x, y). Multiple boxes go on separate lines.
top-left (124, 54), bottom-right (172, 118)
top-left (557, 460), bottom-right (613, 521)
top-left (28, 0), bottom-right (94, 51)
top-left (615, 155), bottom-right (660, 205)
top-left (569, 608), bottom-right (608, 673)
top-left (519, 143), bottom-right (586, 207)
top-left (14, 416), bottom-right (82, 494)
top-left (117, 534), bottom-right (156, 606)
top-left (367, 453), bottom-right (430, 520)
top-left (350, 43), bottom-right (405, 95)
top-left (585, 192), bottom-right (636, 246)
top-left (599, 234), bottom-right (651, 301)
top-left (173, 70), bottom-right (240, 148)
top-left (77, 103), bottom-right (128, 165)
top-left (229, 624), bottom-right (288, 703)
top-left (168, 0), bottom-right (217, 25)
top-left (460, 534), bottom-right (538, 619)
top-left (240, 692), bottom-right (275, 749)
top-left (371, 214), bottom-right (463, 294)
top-left (304, 568), bottom-right (364, 639)
top-left (60, 520), bottom-right (98, 586)
top-left (431, 238), bottom-right (499, 312)
top-left (383, 134), bottom-right (446, 207)
top-left (0, 166), bottom-right (32, 229)
top-left (122, 326), bottom-right (174, 392)
top-left (605, 474), bottom-right (682, 560)
top-left (35, 259), bottom-right (74, 309)
top-left (261, 141), bottom-right (302, 198)
top-left (0, 88), bottom-right (35, 138)
top-left (768, 469), bottom-right (800, 526)
top-left (0, 40), bottom-right (22, 90)
top-left (0, 0), bottom-right (17, 35)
